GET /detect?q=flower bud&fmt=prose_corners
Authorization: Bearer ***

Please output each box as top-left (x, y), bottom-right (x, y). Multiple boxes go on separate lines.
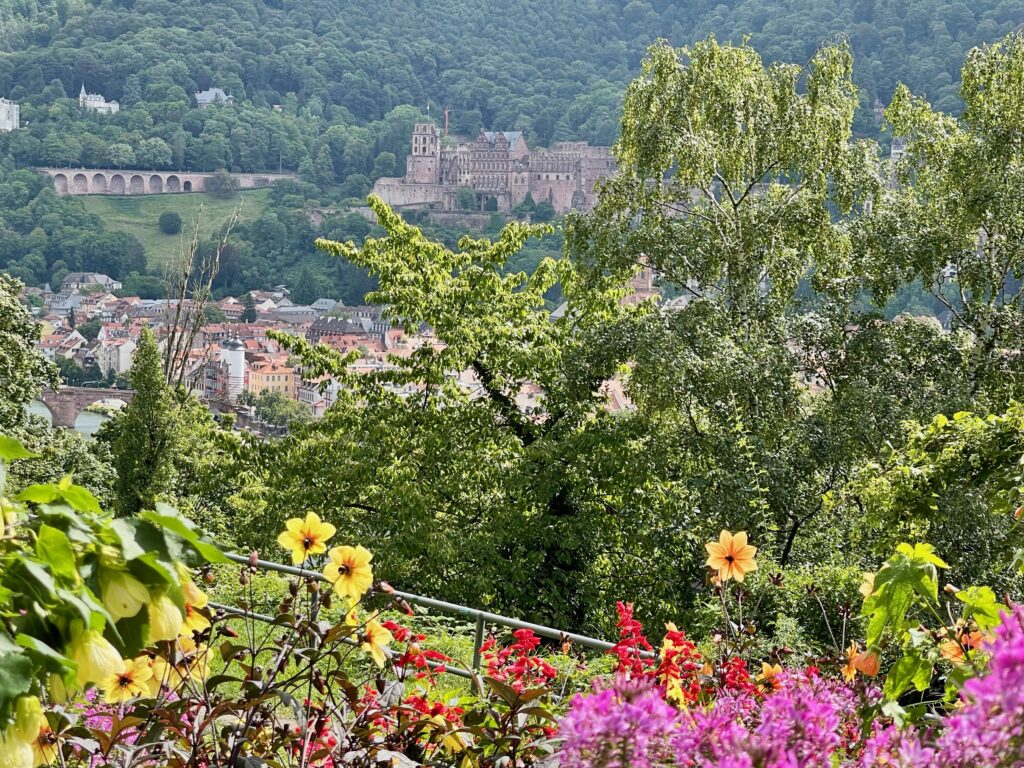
top-left (68, 629), bottom-right (123, 687)
top-left (101, 569), bottom-right (150, 620)
top-left (147, 595), bottom-right (185, 643)
top-left (47, 673), bottom-right (69, 704)
top-left (12, 696), bottom-right (43, 743)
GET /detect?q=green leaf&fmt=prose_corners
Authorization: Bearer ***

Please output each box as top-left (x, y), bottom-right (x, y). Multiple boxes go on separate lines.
top-left (36, 525), bottom-right (77, 582)
top-left (955, 586), bottom-right (1008, 630)
top-left (15, 635), bottom-right (70, 675)
top-left (863, 542), bottom-right (945, 648)
top-left (0, 650), bottom-right (34, 724)
top-left (0, 436), bottom-right (37, 462)
top-left (111, 518), bottom-right (170, 562)
top-left (883, 653), bottom-right (933, 700)
top-left (15, 483), bottom-right (60, 505)
top-left (59, 484), bottom-right (102, 514)
top-left (139, 504), bottom-right (227, 563)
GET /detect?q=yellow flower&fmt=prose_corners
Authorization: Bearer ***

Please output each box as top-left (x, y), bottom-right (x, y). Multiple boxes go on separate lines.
top-left (323, 545), bottom-right (374, 602)
top-left (181, 577), bottom-right (210, 634)
top-left (859, 572), bottom-right (875, 598)
top-left (147, 595), bottom-right (185, 644)
top-left (361, 619), bottom-right (392, 668)
top-left (100, 569), bottom-right (150, 620)
top-left (343, 599), bottom-right (359, 626)
top-left (68, 629), bottom-right (123, 687)
top-left (100, 656), bottom-right (154, 704)
top-left (0, 730), bottom-right (33, 768)
top-left (31, 723), bottom-right (60, 767)
top-left (151, 635), bottom-right (209, 692)
top-left (704, 530), bottom-right (758, 583)
top-left (427, 714), bottom-right (466, 754)
top-left (277, 513), bottom-right (336, 565)
top-left (12, 696), bottom-right (44, 744)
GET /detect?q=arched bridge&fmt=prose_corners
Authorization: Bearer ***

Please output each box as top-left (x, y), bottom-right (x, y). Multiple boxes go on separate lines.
top-left (38, 387), bottom-right (134, 428)
top-left (37, 168), bottom-right (297, 196)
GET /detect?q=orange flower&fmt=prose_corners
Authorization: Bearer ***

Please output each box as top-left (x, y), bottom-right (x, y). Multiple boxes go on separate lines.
top-left (758, 662), bottom-right (783, 691)
top-left (705, 530), bottom-right (757, 582)
top-left (842, 642), bottom-right (880, 680)
top-left (841, 642), bottom-right (859, 682)
top-left (940, 630), bottom-right (990, 664)
top-left (854, 649), bottom-right (880, 677)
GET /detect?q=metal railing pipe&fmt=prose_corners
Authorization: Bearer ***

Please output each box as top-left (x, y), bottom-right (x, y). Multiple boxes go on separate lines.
top-left (221, 551), bottom-right (653, 659)
top-left (209, 600), bottom-right (475, 680)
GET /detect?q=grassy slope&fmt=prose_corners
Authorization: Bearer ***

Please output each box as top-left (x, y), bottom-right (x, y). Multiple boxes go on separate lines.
top-left (81, 191), bottom-right (270, 265)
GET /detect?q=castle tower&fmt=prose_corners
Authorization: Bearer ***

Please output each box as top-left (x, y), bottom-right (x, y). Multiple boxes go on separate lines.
top-left (79, 84), bottom-right (87, 108)
top-left (405, 122), bottom-right (441, 184)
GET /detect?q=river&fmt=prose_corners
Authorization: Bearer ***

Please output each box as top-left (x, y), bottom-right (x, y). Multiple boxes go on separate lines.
top-left (26, 401), bottom-right (111, 439)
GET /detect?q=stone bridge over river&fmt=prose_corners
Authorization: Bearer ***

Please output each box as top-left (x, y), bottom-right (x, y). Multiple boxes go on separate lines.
top-left (38, 168), bottom-right (297, 196)
top-left (39, 387), bottom-right (134, 428)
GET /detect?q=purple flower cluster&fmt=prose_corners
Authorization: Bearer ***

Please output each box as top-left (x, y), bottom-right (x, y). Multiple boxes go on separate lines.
top-left (558, 675), bottom-right (679, 768)
top-left (935, 605), bottom-right (1024, 767)
top-left (672, 671), bottom-right (862, 768)
top-left (557, 608), bottom-right (1024, 768)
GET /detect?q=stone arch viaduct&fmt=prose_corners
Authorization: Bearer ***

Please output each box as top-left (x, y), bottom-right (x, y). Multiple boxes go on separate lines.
top-left (38, 387), bottom-right (134, 428)
top-left (38, 168), bottom-right (297, 196)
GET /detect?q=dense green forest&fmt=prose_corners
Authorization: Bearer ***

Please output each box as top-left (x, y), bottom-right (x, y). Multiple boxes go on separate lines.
top-left (2, 0), bottom-right (1023, 300)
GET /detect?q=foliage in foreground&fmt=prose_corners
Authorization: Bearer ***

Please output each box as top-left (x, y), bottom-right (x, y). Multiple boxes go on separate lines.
top-left (2, 430), bottom-right (1021, 768)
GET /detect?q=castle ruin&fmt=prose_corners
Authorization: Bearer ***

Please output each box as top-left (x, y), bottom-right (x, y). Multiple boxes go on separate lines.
top-left (372, 123), bottom-right (616, 215)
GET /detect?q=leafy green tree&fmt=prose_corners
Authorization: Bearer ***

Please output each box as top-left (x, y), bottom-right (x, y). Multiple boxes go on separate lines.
top-left (533, 200), bottom-right (554, 222)
top-left (56, 357), bottom-right (86, 385)
top-left (254, 390), bottom-right (309, 427)
top-left (0, 275), bottom-right (57, 432)
top-left (291, 266), bottom-right (320, 306)
top-left (205, 170), bottom-right (237, 198)
top-left (159, 211), bottom-right (183, 235)
top-left (455, 187), bottom-right (476, 211)
top-left (106, 143), bottom-right (136, 169)
top-left (229, 197), bottom-right (678, 631)
top-left (136, 137), bottom-right (173, 169)
top-left (77, 319), bottom-right (101, 341)
top-left (855, 32), bottom-right (1024, 401)
top-left (104, 328), bottom-right (178, 516)
top-left (240, 292), bottom-right (257, 323)
top-left (563, 36), bottom-right (983, 603)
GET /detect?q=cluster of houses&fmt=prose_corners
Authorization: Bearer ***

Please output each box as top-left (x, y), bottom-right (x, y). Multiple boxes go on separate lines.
top-left (24, 267), bottom-right (658, 422)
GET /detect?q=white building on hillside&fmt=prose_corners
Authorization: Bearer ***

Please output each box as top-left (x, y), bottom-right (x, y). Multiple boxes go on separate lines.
top-left (0, 98), bottom-right (19, 132)
top-left (79, 84), bottom-right (119, 115)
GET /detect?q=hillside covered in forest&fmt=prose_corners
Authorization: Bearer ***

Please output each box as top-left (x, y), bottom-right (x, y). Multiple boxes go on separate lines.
top-left (1, 0), bottom-right (1021, 303)
top-left (1, 0), bottom-right (1022, 172)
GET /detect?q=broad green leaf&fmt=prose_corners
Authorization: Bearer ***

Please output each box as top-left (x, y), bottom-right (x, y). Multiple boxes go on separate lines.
top-left (36, 525), bottom-right (77, 582)
top-left (883, 653), bottom-right (932, 700)
top-left (0, 436), bottom-right (37, 462)
top-left (16, 483), bottom-right (60, 505)
top-left (955, 586), bottom-right (1007, 630)
top-left (59, 484), bottom-right (102, 514)
top-left (0, 651), bottom-right (33, 724)
top-left (140, 504), bottom-right (227, 563)
top-left (863, 543), bottom-right (944, 648)
top-left (15, 635), bottom-right (70, 675)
